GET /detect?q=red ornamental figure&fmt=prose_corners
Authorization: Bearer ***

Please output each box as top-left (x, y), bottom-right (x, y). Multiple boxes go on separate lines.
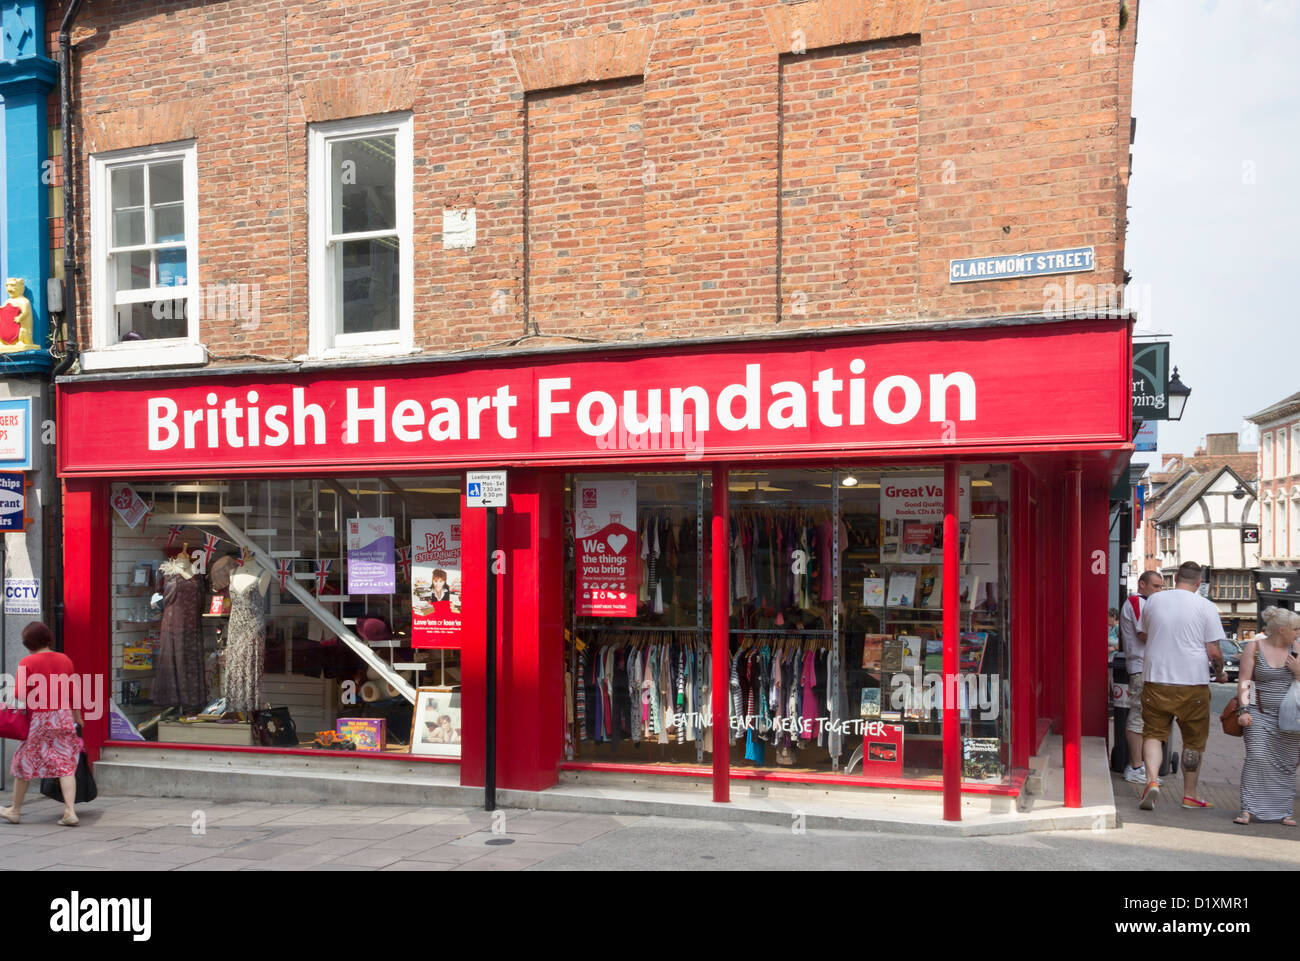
top-left (166, 525), bottom-right (184, 548)
top-left (275, 557), bottom-right (293, 591)
top-left (313, 558), bottom-right (333, 594)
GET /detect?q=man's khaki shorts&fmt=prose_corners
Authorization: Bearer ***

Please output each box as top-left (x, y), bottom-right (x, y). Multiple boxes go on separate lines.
top-left (1126, 673), bottom-right (1145, 734)
top-left (1141, 681), bottom-right (1210, 751)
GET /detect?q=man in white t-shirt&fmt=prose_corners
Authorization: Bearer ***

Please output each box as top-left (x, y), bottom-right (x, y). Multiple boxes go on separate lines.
top-left (1135, 561), bottom-right (1225, 812)
top-left (1118, 569), bottom-right (1164, 784)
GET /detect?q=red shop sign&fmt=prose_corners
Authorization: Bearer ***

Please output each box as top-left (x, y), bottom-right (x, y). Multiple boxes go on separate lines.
top-left (58, 320), bottom-right (1128, 475)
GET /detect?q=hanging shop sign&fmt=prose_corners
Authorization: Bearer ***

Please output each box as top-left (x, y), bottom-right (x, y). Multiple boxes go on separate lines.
top-left (1132, 342), bottom-right (1170, 421)
top-left (109, 482), bottom-right (151, 528)
top-left (0, 398), bottom-right (31, 471)
top-left (347, 517), bottom-right (395, 594)
top-left (574, 479), bottom-right (638, 617)
top-left (410, 518), bottom-right (462, 648)
top-left (0, 472), bottom-right (25, 531)
top-left (948, 246), bottom-right (1094, 283)
top-left (57, 321), bottom-right (1130, 475)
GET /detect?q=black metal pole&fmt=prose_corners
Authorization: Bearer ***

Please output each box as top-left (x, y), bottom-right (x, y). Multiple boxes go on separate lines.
top-left (485, 506), bottom-right (497, 812)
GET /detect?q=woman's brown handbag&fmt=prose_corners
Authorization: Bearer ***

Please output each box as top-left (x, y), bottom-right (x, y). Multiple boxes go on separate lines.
top-left (1221, 697), bottom-right (1243, 737)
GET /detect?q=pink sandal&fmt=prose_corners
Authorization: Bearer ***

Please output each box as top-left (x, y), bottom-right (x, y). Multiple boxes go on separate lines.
top-left (1181, 796), bottom-right (1213, 809)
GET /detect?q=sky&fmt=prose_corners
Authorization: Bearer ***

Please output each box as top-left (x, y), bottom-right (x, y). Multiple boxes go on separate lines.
top-left (1126, 0), bottom-right (1300, 468)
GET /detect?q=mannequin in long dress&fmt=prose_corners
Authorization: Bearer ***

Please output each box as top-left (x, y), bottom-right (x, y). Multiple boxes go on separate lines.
top-left (226, 562), bottom-right (272, 714)
top-left (154, 545), bottom-right (207, 711)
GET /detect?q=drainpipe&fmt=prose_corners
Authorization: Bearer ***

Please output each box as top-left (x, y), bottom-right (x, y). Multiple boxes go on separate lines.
top-left (50, 0), bottom-right (87, 648)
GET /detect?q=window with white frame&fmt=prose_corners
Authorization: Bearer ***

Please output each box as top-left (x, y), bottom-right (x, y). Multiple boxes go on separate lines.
top-left (1292, 421), bottom-right (1300, 475)
top-left (308, 114), bottom-right (413, 355)
top-left (1262, 493), bottom-right (1273, 557)
top-left (1262, 433), bottom-right (1273, 480)
top-left (1278, 429), bottom-right (1289, 480)
top-left (1292, 489), bottom-right (1300, 559)
top-left (90, 143), bottom-right (200, 354)
top-left (1279, 495), bottom-right (1290, 560)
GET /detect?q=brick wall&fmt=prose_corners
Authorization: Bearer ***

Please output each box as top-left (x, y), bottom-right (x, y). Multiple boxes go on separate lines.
top-left (47, 0), bottom-right (1138, 369)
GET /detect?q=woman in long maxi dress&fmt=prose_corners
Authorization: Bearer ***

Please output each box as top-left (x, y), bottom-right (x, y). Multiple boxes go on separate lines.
top-left (1236, 606), bottom-right (1300, 826)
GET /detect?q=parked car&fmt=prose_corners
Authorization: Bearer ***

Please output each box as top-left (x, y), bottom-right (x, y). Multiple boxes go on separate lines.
top-left (1219, 638), bottom-right (1242, 682)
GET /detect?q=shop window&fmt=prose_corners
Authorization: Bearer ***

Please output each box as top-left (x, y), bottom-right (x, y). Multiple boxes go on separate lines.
top-left (562, 465), bottom-right (1013, 785)
top-left (109, 476), bottom-right (461, 757)
top-left (308, 113), bottom-right (413, 357)
top-left (1211, 571), bottom-right (1252, 602)
top-left (85, 142), bottom-right (204, 370)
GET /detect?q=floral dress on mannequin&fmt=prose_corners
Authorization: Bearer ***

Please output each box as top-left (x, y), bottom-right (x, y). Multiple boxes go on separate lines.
top-left (225, 570), bottom-right (269, 714)
top-left (153, 556), bottom-right (207, 709)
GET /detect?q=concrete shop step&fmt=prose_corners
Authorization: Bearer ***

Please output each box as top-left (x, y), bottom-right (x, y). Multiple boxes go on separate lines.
top-left (95, 736), bottom-right (1117, 836)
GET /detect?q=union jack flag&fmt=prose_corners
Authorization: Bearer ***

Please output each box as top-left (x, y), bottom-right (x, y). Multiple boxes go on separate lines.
top-left (313, 558), bottom-right (333, 595)
top-left (274, 557), bottom-right (294, 591)
top-left (200, 532), bottom-right (222, 567)
top-left (140, 500), bottom-right (155, 532)
top-left (166, 525), bottom-right (184, 548)
top-left (238, 547), bottom-right (250, 567)
top-left (396, 545), bottom-right (411, 581)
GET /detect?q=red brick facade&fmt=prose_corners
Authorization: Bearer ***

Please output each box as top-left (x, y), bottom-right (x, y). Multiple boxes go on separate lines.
top-left (49, 0), bottom-right (1137, 367)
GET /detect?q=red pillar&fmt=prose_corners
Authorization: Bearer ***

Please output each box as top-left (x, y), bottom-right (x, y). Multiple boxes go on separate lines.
top-left (62, 478), bottom-right (111, 763)
top-left (1064, 465), bottom-right (1083, 807)
top-left (711, 465), bottom-right (730, 803)
top-left (1011, 465), bottom-right (1031, 770)
top-left (942, 461), bottom-right (961, 821)
top-left (496, 471), bottom-right (565, 791)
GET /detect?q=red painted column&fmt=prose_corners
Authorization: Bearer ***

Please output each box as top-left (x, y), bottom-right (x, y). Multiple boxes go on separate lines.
top-left (496, 471), bottom-right (565, 791)
top-left (1011, 465), bottom-right (1031, 771)
top-left (711, 465), bottom-right (730, 803)
top-left (942, 460), bottom-right (961, 821)
top-left (1064, 465), bottom-right (1083, 807)
top-left (62, 478), bottom-right (111, 763)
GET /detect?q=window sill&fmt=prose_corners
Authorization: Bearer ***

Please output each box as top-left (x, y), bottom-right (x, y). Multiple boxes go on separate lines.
top-left (298, 344), bottom-right (420, 365)
top-left (80, 342), bottom-right (208, 372)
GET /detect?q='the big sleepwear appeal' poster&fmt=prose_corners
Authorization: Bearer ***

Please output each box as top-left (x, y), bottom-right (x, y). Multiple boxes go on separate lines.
top-left (574, 479), bottom-right (637, 617)
top-left (411, 518), bottom-right (462, 648)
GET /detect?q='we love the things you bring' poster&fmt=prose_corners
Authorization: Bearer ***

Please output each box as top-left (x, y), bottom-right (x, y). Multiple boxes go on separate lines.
top-left (574, 479), bottom-right (637, 617)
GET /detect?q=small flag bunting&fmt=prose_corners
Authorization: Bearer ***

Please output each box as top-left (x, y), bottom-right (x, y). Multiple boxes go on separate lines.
top-left (313, 558), bottom-right (333, 595)
top-left (200, 532), bottom-right (222, 566)
top-left (275, 557), bottom-right (293, 591)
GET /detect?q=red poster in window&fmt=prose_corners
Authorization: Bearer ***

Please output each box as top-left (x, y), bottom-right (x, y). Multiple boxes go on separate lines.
top-left (411, 518), bottom-right (462, 648)
top-left (861, 722), bottom-right (905, 777)
top-left (574, 480), bottom-right (637, 617)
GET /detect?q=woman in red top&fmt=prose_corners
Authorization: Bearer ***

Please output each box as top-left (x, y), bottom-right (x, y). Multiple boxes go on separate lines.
top-left (1, 622), bottom-right (84, 826)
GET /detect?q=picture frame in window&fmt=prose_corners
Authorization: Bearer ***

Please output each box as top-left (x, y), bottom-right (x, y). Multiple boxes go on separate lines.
top-left (410, 686), bottom-right (461, 757)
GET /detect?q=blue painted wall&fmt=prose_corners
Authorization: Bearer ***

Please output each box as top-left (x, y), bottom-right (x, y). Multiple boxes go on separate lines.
top-left (0, 0), bottom-right (57, 373)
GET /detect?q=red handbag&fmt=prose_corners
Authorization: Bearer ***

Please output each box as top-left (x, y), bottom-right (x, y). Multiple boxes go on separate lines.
top-left (0, 707), bottom-right (30, 741)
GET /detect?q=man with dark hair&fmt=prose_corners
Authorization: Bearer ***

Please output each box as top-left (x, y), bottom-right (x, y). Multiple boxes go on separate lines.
top-left (1135, 561), bottom-right (1224, 811)
top-left (1118, 569), bottom-right (1164, 784)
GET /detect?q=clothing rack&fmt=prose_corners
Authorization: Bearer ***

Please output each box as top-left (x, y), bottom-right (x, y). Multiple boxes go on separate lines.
top-left (578, 625), bottom-right (701, 633)
top-left (728, 627), bottom-right (835, 636)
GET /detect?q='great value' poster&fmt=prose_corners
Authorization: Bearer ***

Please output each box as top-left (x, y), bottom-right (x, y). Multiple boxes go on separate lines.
top-left (574, 480), bottom-right (637, 617)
